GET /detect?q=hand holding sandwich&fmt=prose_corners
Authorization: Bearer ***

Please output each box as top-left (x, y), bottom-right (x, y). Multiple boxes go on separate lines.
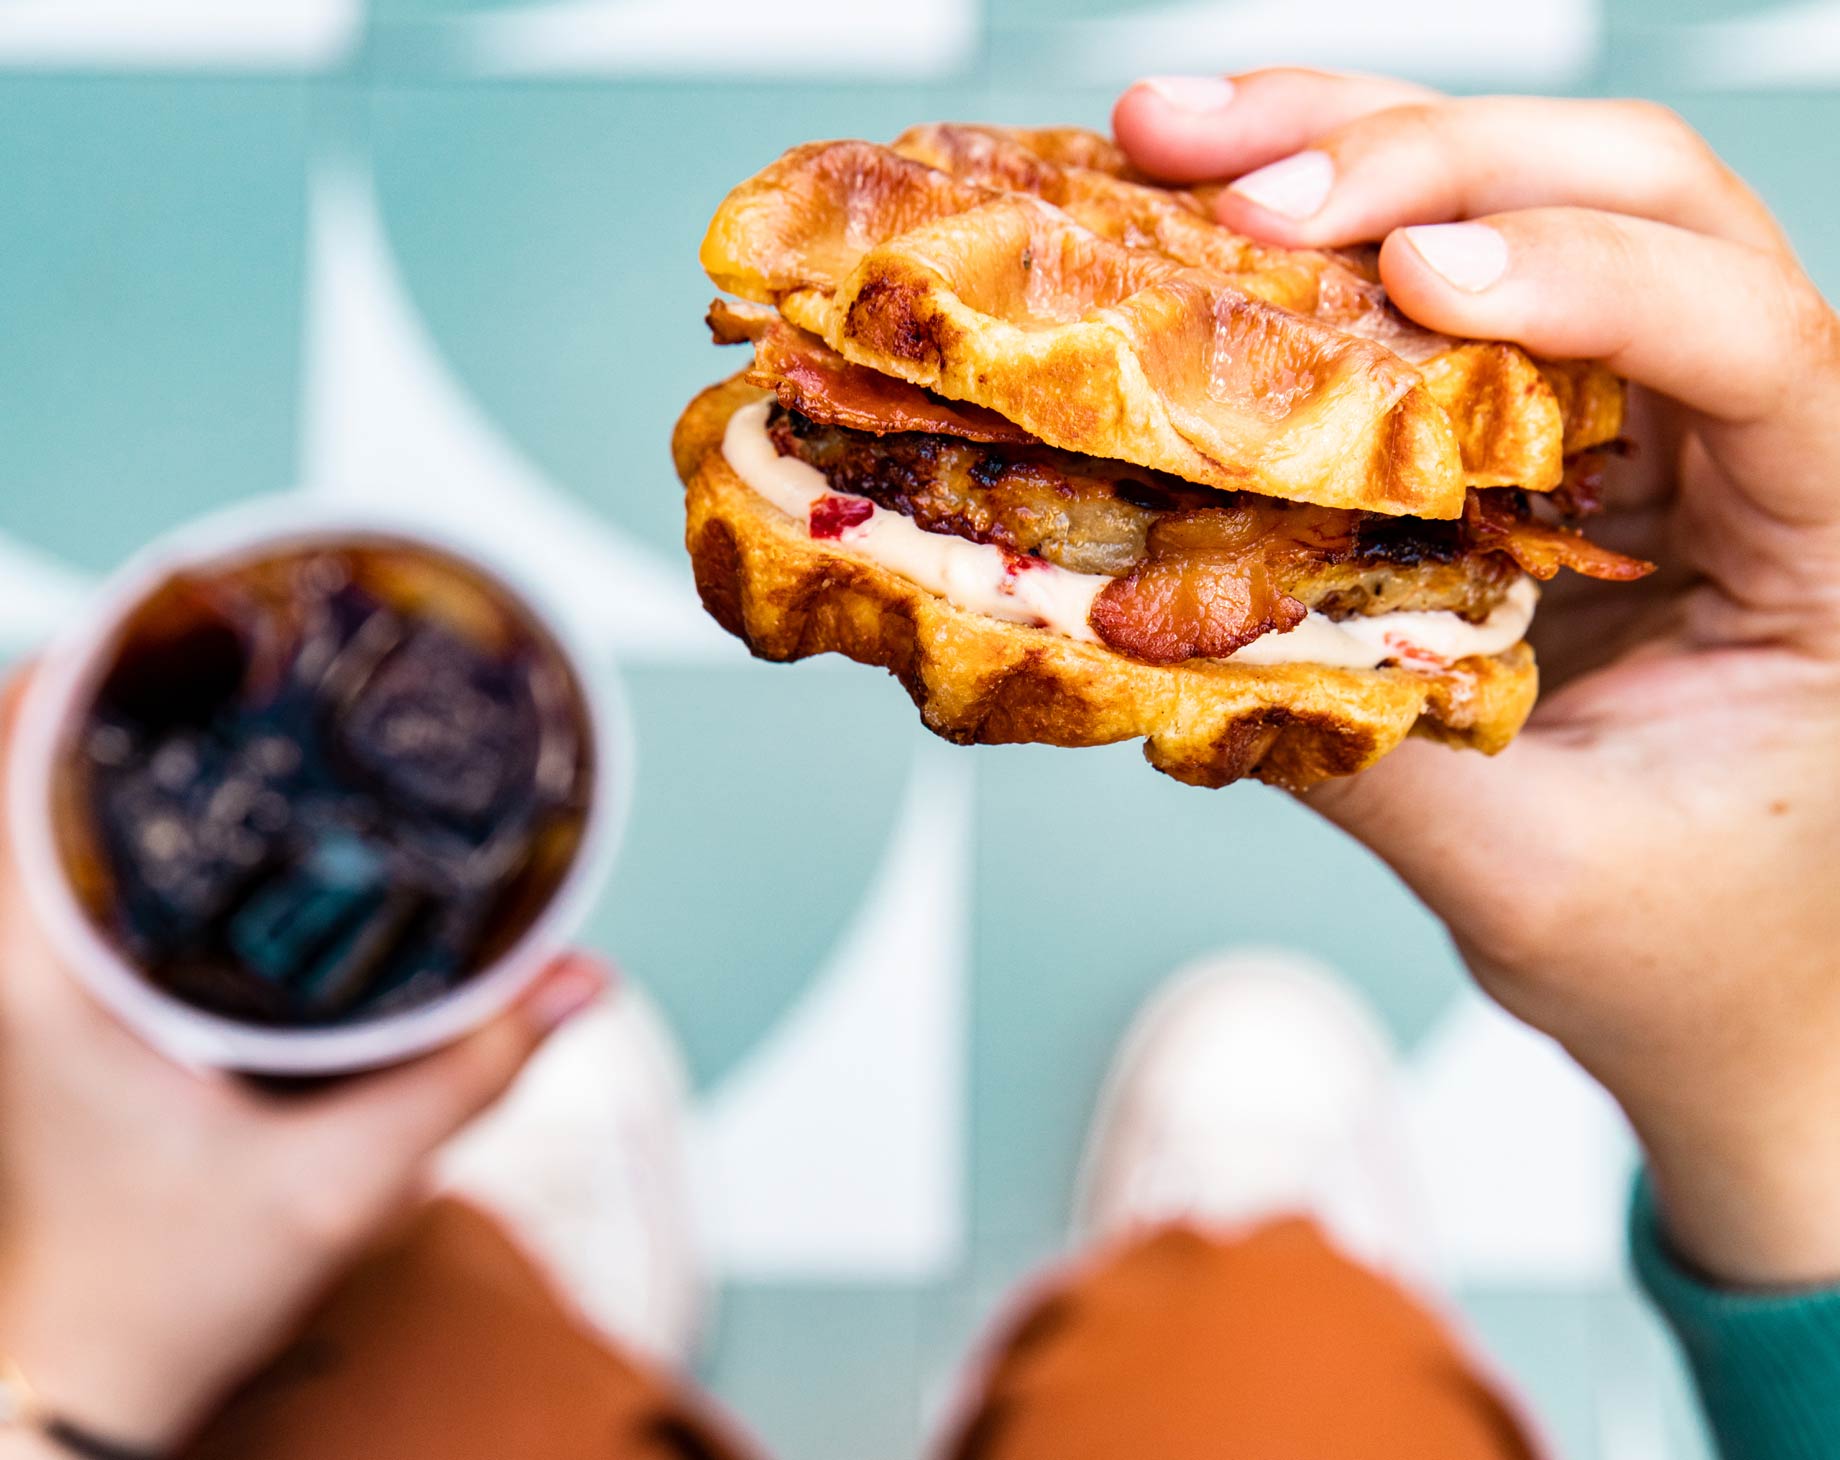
top-left (1118, 69), bottom-right (1840, 1292)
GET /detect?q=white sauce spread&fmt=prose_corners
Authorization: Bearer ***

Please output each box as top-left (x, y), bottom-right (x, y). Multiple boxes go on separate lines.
top-left (721, 398), bottom-right (1535, 670)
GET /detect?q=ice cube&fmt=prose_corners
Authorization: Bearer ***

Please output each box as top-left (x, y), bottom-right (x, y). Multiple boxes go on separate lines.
top-left (225, 829), bottom-right (430, 1022)
top-left (337, 622), bottom-right (539, 828)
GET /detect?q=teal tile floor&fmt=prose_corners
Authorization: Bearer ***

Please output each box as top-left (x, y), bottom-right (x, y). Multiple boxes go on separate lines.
top-left (5, 5), bottom-right (1829, 1455)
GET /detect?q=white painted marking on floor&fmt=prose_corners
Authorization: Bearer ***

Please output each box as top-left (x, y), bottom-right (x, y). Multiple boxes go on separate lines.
top-left (1674, 0), bottom-right (1840, 87)
top-left (0, 0), bottom-right (359, 69)
top-left (459, 0), bottom-right (980, 78)
top-left (1406, 990), bottom-right (1636, 1286)
top-left (296, 159), bottom-right (734, 665)
top-left (690, 744), bottom-right (970, 1278)
top-left (0, 533), bottom-right (90, 657)
top-left (1046, 0), bottom-right (1600, 87)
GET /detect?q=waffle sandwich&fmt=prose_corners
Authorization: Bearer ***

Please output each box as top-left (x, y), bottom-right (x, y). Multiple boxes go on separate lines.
top-left (674, 124), bottom-right (1651, 788)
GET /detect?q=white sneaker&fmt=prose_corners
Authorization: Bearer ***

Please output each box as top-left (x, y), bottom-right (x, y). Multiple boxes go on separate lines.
top-left (1075, 949), bottom-right (1437, 1289)
top-left (437, 984), bottom-right (706, 1366)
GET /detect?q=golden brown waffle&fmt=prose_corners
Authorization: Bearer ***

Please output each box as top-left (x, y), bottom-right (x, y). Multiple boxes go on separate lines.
top-left (892, 124), bottom-right (1625, 461)
top-left (675, 377), bottom-right (1538, 789)
top-left (701, 126), bottom-right (1624, 520)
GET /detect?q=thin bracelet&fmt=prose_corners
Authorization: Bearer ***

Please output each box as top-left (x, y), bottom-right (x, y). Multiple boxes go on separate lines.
top-left (0, 1358), bottom-right (162, 1460)
top-left (41, 1420), bottom-right (162, 1460)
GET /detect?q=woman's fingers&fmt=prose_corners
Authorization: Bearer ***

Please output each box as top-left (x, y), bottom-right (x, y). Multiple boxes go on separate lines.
top-left (1214, 96), bottom-right (1786, 253)
top-left (1377, 207), bottom-right (1840, 526)
top-left (1113, 66), bottom-right (1435, 183)
top-left (287, 952), bottom-right (610, 1222)
top-left (1380, 209), bottom-right (1774, 404)
top-left (1117, 72), bottom-right (1784, 256)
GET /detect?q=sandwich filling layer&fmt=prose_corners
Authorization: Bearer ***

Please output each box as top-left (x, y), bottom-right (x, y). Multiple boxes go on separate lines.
top-left (722, 398), bottom-right (1542, 671)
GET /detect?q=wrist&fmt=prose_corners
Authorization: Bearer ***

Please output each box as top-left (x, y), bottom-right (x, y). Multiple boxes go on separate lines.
top-left (0, 1276), bottom-right (206, 1453)
top-left (0, 1435), bottom-right (74, 1460)
top-left (0, 1358), bottom-right (166, 1460)
top-left (1629, 1069), bottom-right (1840, 1289)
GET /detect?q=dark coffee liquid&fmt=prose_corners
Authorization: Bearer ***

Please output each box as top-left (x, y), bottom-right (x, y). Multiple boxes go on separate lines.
top-left (62, 542), bottom-right (594, 1028)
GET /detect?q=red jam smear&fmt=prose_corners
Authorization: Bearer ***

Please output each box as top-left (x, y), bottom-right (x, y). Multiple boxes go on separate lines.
top-left (809, 495), bottom-right (874, 540)
top-left (1382, 631), bottom-right (1446, 671)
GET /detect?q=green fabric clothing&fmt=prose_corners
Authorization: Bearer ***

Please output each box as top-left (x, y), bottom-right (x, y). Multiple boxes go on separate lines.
top-left (1631, 1173), bottom-right (1840, 1459)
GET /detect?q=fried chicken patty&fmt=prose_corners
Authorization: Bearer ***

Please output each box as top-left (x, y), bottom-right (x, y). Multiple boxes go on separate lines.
top-left (767, 407), bottom-right (1521, 622)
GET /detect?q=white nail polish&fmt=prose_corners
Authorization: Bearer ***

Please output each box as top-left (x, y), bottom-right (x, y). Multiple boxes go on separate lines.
top-left (1402, 223), bottom-right (1510, 292)
top-left (1227, 150), bottom-right (1334, 221)
top-left (1141, 75), bottom-right (1236, 114)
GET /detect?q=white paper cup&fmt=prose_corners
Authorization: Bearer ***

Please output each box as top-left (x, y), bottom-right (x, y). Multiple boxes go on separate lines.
top-left (7, 497), bottom-right (630, 1075)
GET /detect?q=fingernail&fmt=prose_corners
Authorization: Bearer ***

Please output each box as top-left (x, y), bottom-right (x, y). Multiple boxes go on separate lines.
top-left (528, 961), bottom-right (605, 1031)
top-left (1141, 75), bottom-right (1236, 114)
top-left (1402, 222), bottom-right (1509, 292)
top-left (1227, 150), bottom-right (1334, 221)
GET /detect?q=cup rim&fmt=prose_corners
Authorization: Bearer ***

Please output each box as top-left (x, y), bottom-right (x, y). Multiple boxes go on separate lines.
top-left (6, 495), bottom-right (632, 1075)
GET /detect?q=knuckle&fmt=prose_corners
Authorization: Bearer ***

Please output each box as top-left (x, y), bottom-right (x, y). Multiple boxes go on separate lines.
top-left (1384, 100), bottom-right (1446, 142)
top-left (1574, 214), bottom-right (1651, 356)
top-left (1331, 97), bottom-right (1441, 153)
top-left (1615, 97), bottom-right (1702, 152)
top-left (1613, 98), bottom-right (1723, 190)
top-left (1249, 65), bottom-right (1339, 86)
top-left (1784, 276), bottom-right (1840, 365)
top-left (1584, 207), bottom-right (1642, 267)
top-left (1607, 99), bottom-right (1777, 245)
top-left (1352, 101), bottom-right (1459, 189)
top-left (1754, 270), bottom-right (1840, 410)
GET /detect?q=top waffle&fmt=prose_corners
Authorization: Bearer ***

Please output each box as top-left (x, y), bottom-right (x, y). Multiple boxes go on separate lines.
top-left (700, 125), bottom-right (1624, 521)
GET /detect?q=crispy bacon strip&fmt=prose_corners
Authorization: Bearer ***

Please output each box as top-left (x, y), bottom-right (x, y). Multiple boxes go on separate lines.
top-left (1091, 507), bottom-right (1353, 663)
top-left (716, 315), bottom-right (1653, 660)
top-left (711, 302), bottom-right (1648, 573)
top-left (1466, 492), bottom-right (1654, 582)
top-left (1090, 490), bottom-right (1650, 661)
top-left (706, 297), bottom-right (777, 345)
top-left (1547, 441), bottom-right (1636, 518)
top-left (708, 299), bottom-right (1033, 444)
